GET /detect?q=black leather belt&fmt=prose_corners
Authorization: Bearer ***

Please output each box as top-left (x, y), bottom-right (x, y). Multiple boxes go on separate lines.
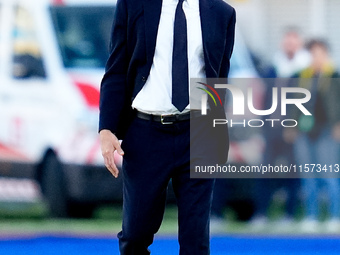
top-left (136, 110), bottom-right (201, 124)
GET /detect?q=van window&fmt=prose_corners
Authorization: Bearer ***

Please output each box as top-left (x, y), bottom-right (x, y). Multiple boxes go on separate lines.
top-left (50, 6), bottom-right (115, 69)
top-left (12, 6), bottom-right (46, 79)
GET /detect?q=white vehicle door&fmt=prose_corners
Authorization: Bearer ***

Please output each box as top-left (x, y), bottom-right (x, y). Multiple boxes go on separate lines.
top-left (0, 3), bottom-right (71, 163)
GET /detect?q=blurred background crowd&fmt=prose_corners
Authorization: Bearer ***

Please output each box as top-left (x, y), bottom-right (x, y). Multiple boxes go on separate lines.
top-left (212, 0), bottom-right (340, 233)
top-left (1, 0), bottom-right (340, 235)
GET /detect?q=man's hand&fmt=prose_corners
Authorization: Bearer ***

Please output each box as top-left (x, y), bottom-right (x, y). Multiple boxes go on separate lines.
top-left (99, 129), bottom-right (124, 178)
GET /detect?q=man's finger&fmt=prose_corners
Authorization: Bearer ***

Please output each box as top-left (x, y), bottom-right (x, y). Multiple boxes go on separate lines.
top-left (112, 139), bottom-right (124, 156)
top-left (104, 158), bottom-right (114, 175)
top-left (111, 164), bottom-right (120, 178)
top-left (106, 154), bottom-right (119, 178)
top-left (105, 161), bottom-right (118, 178)
top-left (107, 155), bottom-right (117, 175)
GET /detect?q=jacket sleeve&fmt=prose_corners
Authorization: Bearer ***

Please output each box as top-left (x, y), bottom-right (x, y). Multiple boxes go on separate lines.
top-left (219, 8), bottom-right (236, 78)
top-left (99, 0), bottom-right (129, 133)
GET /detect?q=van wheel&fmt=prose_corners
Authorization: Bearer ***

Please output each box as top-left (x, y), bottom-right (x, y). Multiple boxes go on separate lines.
top-left (41, 154), bottom-right (68, 218)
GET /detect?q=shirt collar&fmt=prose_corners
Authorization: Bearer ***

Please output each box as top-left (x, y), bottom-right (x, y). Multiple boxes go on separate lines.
top-left (170, 0), bottom-right (199, 8)
top-left (186, 0), bottom-right (199, 7)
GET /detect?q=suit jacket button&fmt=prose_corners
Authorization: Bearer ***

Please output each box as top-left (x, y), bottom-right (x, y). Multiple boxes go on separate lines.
top-left (142, 76), bottom-right (147, 82)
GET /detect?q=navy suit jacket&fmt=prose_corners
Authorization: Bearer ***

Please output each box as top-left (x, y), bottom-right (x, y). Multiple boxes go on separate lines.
top-left (99, 0), bottom-right (236, 139)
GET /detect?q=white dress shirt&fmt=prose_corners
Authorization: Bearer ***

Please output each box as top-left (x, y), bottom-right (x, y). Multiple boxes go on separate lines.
top-left (132, 0), bottom-right (205, 114)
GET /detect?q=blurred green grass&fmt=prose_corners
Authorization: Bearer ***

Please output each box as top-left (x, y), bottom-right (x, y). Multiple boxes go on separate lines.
top-left (0, 202), bottom-right (251, 236)
top-left (0, 201), bottom-right (337, 236)
top-left (0, 202), bottom-right (178, 236)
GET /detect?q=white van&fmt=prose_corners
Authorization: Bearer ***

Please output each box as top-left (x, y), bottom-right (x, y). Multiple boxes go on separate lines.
top-left (0, 0), bottom-right (122, 217)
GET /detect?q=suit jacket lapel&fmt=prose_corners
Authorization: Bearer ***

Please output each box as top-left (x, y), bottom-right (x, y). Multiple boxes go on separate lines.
top-left (143, 0), bottom-right (163, 66)
top-left (200, 0), bottom-right (217, 77)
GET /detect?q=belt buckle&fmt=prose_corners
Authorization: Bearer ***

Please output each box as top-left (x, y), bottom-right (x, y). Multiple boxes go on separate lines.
top-left (161, 114), bottom-right (173, 125)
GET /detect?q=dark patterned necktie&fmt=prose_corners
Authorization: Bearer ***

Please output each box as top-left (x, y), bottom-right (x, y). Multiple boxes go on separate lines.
top-left (172, 0), bottom-right (189, 112)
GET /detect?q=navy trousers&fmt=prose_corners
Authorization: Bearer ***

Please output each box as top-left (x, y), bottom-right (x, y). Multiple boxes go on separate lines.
top-left (119, 115), bottom-right (216, 255)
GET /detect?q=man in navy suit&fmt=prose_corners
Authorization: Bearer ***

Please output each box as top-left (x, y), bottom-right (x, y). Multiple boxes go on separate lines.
top-left (99, 0), bottom-right (235, 254)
